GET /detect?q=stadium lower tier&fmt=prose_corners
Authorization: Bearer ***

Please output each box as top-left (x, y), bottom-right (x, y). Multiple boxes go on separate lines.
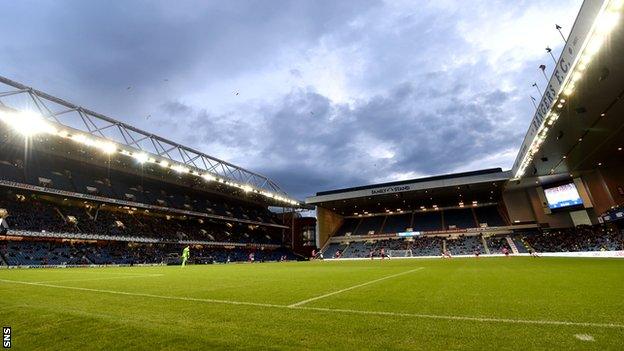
top-left (0, 239), bottom-right (298, 266)
top-left (0, 190), bottom-right (283, 245)
top-left (323, 225), bottom-right (623, 258)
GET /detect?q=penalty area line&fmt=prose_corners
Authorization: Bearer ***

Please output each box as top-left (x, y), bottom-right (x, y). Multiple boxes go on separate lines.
top-left (0, 278), bottom-right (622, 329)
top-left (288, 267), bottom-right (425, 307)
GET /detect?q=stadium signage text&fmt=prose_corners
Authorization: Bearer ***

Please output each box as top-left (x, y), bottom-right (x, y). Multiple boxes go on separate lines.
top-left (512, 1), bottom-right (601, 175)
top-left (515, 35), bottom-right (580, 173)
top-left (370, 185), bottom-right (411, 195)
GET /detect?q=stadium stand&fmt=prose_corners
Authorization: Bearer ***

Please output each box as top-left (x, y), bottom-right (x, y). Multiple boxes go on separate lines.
top-left (381, 213), bottom-right (412, 234)
top-left (412, 211), bottom-right (443, 231)
top-left (341, 241), bottom-right (372, 258)
top-left (0, 105), bottom-right (303, 267)
top-left (353, 216), bottom-right (384, 235)
top-left (319, 225), bottom-right (623, 259)
top-left (322, 242), bottom-right (347, 258)
top-left (407, 236), bottom-right (443, 256)
top-left (518, 225), bottom-right (623, 253)
top-left (0, 240), bottom-right (298, 266)
top-left (0, 191), bottom-right (282, 245)
top-left (334, 217), bottom-right (360, 236)
top-left (474, 206), bottom-right (507, 227)
top-left (444, 209), bottom-right (476, 229)
top-left (445, 235), bottom-right (484, 255)
top-left (486, 236), bottom-right (510, 254)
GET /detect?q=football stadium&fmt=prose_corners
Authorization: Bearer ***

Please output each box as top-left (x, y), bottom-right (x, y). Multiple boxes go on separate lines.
top-left (1, 0), bottom-right (624, 350)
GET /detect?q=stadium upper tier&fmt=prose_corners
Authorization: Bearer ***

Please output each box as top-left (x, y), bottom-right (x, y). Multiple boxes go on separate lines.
top-left (331, 204), bottom-right (507, 236)
top-left (0, 123), bottom-right (289, 228)
top-left (0, 189), bottom-right (283, 245)
top-left (0, 75), bottom-right (300, 207)
top-left (512, 0), bottom-right (624, 179)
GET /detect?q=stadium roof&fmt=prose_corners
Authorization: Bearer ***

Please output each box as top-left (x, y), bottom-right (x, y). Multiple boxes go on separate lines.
top-left (314, 168), bottom-right (506, 197)
top-left (306, 168), bottom-right (511, 213)
top-left (0, 75), bottom-right (301, 207)
top-left (512, 0), bottom-right (624, 179)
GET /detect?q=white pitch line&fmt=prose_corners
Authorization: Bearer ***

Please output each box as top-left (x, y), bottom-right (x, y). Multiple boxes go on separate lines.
top-left (288, 267), bottom-right (425, 307)
top-left (0, 278), bottom-right (623, 329)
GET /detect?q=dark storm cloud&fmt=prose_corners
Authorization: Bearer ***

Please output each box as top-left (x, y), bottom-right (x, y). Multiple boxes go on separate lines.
top-left (0, 0), bottom-right (583, 199)
top-left (1, 0), bottom-right (379, 116)
top-left (159, 73), bottom-right (525, 199)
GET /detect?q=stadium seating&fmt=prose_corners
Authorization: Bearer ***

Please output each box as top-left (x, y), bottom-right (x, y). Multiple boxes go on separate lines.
top-left (443, 208), bottom-right (476, 229)
top-left (445, 235), bottom-right (484, 255)
top-left (334, 218), bottom-right (360, 236)
top-left (408, 236), bottom-right (444, 256)
top-left (518, 225), bottom-right (623, 252)
top-left (381, 213), bottom-right (412, 234)
top-left (341, 241), bottom-right (373, 258)
top-left (0, 191), bottom-right (282, 245)
top-left (412, 211), bottom-right (443, 231)
top-left (321, 225), bottom-right (623, 259)
top-left (474, 206), bottom-right (506, 227)
top-left (353, 216), bottom-right (384, 235)
top-left (486, 236), bottom-right (509, 254)
top-left (322, 242), bottom-right (347, 258)
top-left (0, 240), bottom-right (298, 266)
top-left (0, 146), bottom-right (277, 225)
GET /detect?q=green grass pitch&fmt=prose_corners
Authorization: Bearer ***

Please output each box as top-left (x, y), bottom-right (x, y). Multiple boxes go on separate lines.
top-left (1, 257), bottom-right (623, 350)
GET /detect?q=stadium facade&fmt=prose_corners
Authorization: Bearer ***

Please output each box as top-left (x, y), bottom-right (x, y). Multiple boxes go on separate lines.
top-left (307, 0), bottom-right (624, 258)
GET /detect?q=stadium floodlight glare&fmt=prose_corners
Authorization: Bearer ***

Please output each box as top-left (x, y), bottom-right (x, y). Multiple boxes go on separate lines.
top-left (172, 165), bottom-right (189, 173)
top-left (0, 108), bottom-right (300, 205)
top-left (132, 153), bottom-right (149, 164)
top-left (0, 110), bottom-right (57, 136)
top-left (202, 173), bottom-right (215, 181)
top-left (97, 141), bottom-right (117, 154)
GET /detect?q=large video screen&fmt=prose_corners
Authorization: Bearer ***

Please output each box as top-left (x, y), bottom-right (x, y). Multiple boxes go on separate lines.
top-left (544, 183), bottom-right (583, 209)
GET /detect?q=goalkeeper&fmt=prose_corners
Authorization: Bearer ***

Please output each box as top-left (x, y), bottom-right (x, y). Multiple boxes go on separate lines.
top-left (181, 245), bottom-right (190, 267)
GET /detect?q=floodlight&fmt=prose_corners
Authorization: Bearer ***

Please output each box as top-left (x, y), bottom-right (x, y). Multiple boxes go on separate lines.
top-left (172, 164), bottom-right (189, 173)
top-left (0, 110), bottom-right (56, 136)
top-left (133, 153), bottom-right (149, 164)
top-left (97, 141), bottom-right (117, 154)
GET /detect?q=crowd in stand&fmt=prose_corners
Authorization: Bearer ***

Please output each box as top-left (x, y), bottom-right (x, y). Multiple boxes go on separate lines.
top-left (322, 225), bottom-right (623, 259)
top-left (487, 236), bottom-right (510, 254)
top-left (0, 142), bottom-right (278, 225)
top-left (519, 225), bottom-right (623, 252)
top-left (0, 240), bottom-right (299, 266)
top-left (0, 192), bottom-right (282, 245)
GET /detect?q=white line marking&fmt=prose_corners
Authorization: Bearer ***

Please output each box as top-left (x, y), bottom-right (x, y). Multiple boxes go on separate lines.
top-left (0, 278), bottom-right (622, 329)
top-left (288, 267), bottom-right (424, 307)
top-left (574, 334), bottom-right (595, 341)
top-left (33, 274), bottom-right (164, 284)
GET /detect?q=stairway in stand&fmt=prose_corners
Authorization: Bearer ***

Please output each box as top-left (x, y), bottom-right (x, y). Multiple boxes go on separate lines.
top-left (505, 236), bottom-right (519, 254)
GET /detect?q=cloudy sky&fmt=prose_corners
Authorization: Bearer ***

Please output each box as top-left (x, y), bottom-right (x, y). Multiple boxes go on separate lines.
top-left (1, 0), bottom-right (582, 199)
